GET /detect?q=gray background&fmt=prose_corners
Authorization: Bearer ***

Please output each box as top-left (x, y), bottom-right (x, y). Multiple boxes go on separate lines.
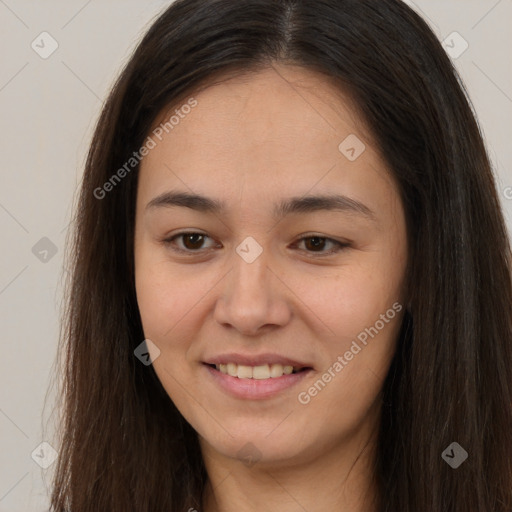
top-left (0, 1), bottom-right (511, 510)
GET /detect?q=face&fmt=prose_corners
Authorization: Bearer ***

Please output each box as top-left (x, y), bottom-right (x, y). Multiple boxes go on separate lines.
top-left (134, 64), bottom-right (408, 467)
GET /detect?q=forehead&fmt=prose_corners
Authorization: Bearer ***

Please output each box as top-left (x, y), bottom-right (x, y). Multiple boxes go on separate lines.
top-left (137, 64), bottom-right (397, 217)
top-left (148, 64), bottom-right (369, 153)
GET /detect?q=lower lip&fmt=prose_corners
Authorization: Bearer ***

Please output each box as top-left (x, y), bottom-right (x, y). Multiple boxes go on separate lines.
top-left (203, 363), bottom-right (313, 400)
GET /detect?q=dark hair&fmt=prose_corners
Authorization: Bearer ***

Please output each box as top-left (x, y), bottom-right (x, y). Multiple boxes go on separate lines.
top-left (47, 0), bottom-right (512, 510)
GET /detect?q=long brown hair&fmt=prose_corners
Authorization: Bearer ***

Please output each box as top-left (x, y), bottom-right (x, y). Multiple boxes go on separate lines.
top-left (46, 0), bottom-right (512, 510)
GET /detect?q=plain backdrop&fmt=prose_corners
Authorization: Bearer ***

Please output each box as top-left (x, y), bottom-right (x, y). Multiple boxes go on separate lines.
top-left (0, 1), bottom-right (511, 510)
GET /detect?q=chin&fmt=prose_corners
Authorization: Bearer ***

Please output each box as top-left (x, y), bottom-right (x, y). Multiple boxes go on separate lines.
top-left (204, 429), bottom-right (308, 466)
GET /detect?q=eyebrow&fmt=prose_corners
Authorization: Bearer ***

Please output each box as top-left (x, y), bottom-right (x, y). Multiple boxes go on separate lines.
top-left (145, 190), bottom-right (376, 221)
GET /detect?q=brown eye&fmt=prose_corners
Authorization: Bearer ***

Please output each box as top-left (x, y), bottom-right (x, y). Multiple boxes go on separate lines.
top-left (303, 236), bottom-right (328, 252)
top-left (163, 232), bottom-right (349, 257)
top-left (295, 236), bottom-right (350, 256)
top-left (163, 232), bottom-right (215, 253)
top-left (181, 233), bottom-right (207, 250)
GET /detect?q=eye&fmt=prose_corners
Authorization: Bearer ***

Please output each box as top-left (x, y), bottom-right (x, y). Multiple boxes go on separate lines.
top-left (293, 235), bottom-right (350, 256)
top-left (163, 232), bottom-right (216, 253)
top-left (162, 232), bottom-right (350, 257)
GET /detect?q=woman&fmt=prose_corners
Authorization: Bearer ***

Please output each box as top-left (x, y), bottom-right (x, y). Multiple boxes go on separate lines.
top-left (48, 0), bottom-right (512, 510)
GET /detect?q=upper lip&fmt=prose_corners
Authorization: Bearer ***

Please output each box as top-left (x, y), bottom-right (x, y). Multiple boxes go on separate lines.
top-left (203, 353), bottom-right (313, 369)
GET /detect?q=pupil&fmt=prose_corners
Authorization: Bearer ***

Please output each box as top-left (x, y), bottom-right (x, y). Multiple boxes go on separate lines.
top-left (306, 237), bottom-right (324, 251)
top-left (185, 234), bottom-right (203, 249)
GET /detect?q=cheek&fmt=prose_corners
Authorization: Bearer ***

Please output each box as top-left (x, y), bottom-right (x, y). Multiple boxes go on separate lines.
top-left (292, 251), bottom-right (403, 398)
top-left (297, 290), bottom-right (402, 440)
top-left (135, 242), bottom-right (403, 344)
top-left (134, 245), bottom-right (205, 341)
top-left (134, 252), bottom-right (203, 403)
top-left (293, 262), bottom-right (400, 344)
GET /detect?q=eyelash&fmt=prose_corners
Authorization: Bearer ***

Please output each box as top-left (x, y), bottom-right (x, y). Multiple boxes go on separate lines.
top-left (162, 232), bottom-right (350, 257)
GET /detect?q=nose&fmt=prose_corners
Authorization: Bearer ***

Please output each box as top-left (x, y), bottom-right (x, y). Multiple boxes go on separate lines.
top-left (213, 246), bottom-right (292, 336)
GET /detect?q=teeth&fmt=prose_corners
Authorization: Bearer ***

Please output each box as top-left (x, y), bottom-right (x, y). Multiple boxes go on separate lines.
top-left (214, 363), bottom-right (298, 379)
top-left (227, 363), bottom-right (237, 377)
top-left (253, 364), bottom-right (271, 380)
top-left (237, 365), bottom-right (253, 379)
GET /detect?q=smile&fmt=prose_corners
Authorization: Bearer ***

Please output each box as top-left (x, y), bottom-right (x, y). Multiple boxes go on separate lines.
top-left (211, 362), bottom-right (307, 379)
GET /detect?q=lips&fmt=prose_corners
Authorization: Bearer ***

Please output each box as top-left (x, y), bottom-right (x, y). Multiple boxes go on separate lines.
top-left (203, 363), bottom-right (313, 400)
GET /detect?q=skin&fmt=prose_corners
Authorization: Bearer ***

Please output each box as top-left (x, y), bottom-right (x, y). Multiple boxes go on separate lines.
top-left (134, 63), bottom-right (409, 512)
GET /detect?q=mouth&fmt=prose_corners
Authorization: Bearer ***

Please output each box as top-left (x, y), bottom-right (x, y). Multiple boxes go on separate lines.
top-left (202, 362), bottom-right (314, 400)
top-left (204, 362), bottom-right (312, 379)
